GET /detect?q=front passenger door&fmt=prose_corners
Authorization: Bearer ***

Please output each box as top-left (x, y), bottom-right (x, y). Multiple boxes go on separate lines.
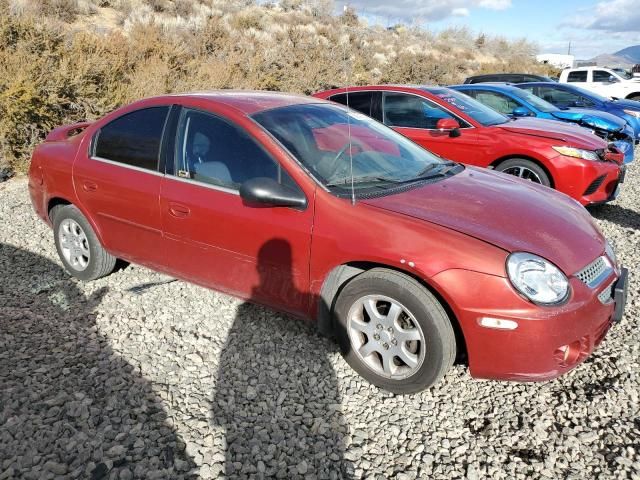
top-left (160, 107), bottom-right (314, 316)
top-left (382, 92), bottom-right (477, 162)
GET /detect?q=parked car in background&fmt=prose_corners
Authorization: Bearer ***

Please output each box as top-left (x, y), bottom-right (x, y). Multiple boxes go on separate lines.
top-left (463, 73), bottom-right (555, 84)
top-left (28, 92), bottom-right (628, 393)
top-left (314, 86), bottom-right (625, 205)
top-left (515, 82), bottom-right (640, 142)
top-left (559, 67), bottom-right (640, 101)
top-left (450, 83), bottom-right (636, 164)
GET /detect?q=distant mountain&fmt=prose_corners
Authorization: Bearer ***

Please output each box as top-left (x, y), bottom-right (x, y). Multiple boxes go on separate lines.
top-left (614, 45), bottom-right (640, 64)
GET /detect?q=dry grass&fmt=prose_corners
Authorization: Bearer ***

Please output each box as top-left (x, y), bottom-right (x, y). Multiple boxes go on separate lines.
top-left (0, 0), bottom-right (555, 174)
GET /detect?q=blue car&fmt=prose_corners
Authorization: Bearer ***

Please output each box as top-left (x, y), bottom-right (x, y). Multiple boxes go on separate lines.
top-left (450, 83), bottom-right (636, 164)
top-left (515, 82), bottom-right (640, 142)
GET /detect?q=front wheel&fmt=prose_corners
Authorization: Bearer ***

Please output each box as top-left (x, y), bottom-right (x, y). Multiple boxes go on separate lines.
top-left (627, 94), bottom-right (640, 102)
top-left (495, 158), bottom-right (551, 187)
top-left (334, 268), bottom-right (456, 394)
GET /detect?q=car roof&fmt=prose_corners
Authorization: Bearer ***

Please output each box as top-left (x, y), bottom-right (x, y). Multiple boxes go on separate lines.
top-left (150, 91), bottom-right (326, 115)
top-left (451, 83), bottom-right (523, 93)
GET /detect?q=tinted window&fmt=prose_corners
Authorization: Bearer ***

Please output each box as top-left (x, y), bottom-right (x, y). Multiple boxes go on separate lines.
top-left (94, 107), bottom-right (169, 170)
top-left (426, 88), bottom-right (508, 126)
top-left (472, 91), bottom-right (521, 115)
top-left (330, 92), bottom-right (374, 116)
top-left (383, 93), bottom-right (457, 129)
top-left (174, 109), bottom-right (295, 190)
top-left (534, 86), bottom-right (593, 107)
top-left (567, 71), bottom-right (588, 82)
top-left (593, 70), bottom-right (613, 82)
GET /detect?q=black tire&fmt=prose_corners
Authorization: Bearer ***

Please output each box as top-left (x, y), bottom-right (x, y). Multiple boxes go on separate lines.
top-left (495, 158), bottom-right (551, 187)
top-left (627, 94), bottom-right (640, 102)
top-left (333, 268), bottom-right (456, 394)
top-left (53, 205), bottom-right (116, 281)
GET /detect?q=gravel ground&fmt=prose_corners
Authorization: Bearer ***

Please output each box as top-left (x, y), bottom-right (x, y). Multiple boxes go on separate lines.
top-left (1, 158), bottom-right (639, 480)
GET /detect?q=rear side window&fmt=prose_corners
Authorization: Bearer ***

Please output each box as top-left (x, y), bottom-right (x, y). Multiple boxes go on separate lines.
top-left (330, 92), bottom-right (374, 116)
top-left (94, 107), bottom-right (170, 171)
top-left (567, 71), bottom-right (588, 83)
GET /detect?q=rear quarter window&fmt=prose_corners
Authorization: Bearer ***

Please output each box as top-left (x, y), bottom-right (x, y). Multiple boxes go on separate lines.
top-left (94, 106), bottom-right (170, 171)
top-left (567, 71), bottom-right (588, 83)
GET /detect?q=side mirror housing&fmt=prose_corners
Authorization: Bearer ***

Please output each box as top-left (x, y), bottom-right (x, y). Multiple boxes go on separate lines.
top-left (239, 177), bottom-right (307, 209)
top-left (512, 106), bottom-right (532, 117)
top-left (436, 118), bottom-right (461, 137)
top-left (608, 75), bottom-right (620, 83)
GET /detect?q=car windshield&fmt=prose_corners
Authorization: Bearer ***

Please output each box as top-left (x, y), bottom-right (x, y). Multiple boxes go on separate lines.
top-left (252, 103), bottom-right (456, 195)
top-left (425, 88), bottom-right (509, 126)
top-left (615, 70), bottom-right (633, 80)
top-left (510, 88), bottom-right (558, 113)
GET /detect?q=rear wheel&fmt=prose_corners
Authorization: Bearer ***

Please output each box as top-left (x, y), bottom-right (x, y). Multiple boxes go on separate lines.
top-left (53, 205), bottom-right (116, 281)
top-left (495, 158), bottom-right (551, 187)
top-left (334, 268), bottom-right (456, 394)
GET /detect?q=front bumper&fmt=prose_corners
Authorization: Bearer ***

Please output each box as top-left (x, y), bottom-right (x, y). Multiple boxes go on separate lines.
top-left (551, 153), bottom-right (623, 206)
top-left (432, 266), bottom-right (627, 382)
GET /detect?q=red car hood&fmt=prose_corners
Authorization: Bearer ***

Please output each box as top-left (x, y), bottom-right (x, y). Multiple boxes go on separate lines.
top-left (496, 118), bottom-right (607, 150)
top-left (362, 167), bottom-right (604, 275)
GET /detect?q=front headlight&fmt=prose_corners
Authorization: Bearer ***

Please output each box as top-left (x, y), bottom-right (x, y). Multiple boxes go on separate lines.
top-left (623, 109), bottom-right (640, 118)
top-left (507, 252), bottom-right (569, 305)
top-left (552, 146), bottom-right (600, 161)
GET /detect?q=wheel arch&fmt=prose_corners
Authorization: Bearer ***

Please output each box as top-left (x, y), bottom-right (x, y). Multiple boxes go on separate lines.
top-left (46, 196), bottom-right (109, 250)
top-left (489, 154), bottom-right (555, 188)
top-left (317, 261), bottom-right (468, 362)
top-left (625, 92), bottom-right (640, 100)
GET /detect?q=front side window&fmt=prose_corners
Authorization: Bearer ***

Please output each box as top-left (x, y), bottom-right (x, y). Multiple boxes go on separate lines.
top-left (94, 106), bottom-right (170, 170)
top-left (533, 86), bottom-right (593, 107)
top-left (567, 71), bottom-right (588, 83)
top-left (471, 91), bottom-right (522, 115)
top-left (330, 92), bottom-right (374, 117)
top-left (510, 89), bottom-right (557, 113)
top-left (252, 103), bottom-right (460, 196)
top-left (593, 70), bottom-right (615, 82)
top-left (174, 109), bottom-right (295, 190)
top-left (426, 88), bottom-right (509, 126)
top-left (382, 93), bottom-right (461, 129)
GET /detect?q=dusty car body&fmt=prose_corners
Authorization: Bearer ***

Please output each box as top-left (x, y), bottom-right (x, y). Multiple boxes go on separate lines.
top-left (28, 92), bottom-right (628, 393)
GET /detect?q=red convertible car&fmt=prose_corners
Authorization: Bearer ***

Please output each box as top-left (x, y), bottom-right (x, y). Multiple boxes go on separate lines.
top-left (314, 86), bottom-right (625, 206)
top-left (28, 92), bottom-right (627, 393)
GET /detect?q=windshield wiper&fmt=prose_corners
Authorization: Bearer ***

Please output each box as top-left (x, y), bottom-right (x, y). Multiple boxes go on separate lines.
top-left (326, 175), bottom-right (402, 187)
top-left (402, 162), bottom-right (460, 182)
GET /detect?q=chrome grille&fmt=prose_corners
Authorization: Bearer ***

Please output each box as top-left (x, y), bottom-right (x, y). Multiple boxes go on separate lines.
top-left (598, 280), bottom-right (615, 304)
top-left (575, 256), bottom-right (612, 288)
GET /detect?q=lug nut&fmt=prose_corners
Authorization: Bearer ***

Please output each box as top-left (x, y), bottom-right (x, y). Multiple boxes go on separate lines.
top-left (383, 343), bottom-right (389, 350)
top-left (376, 324), bottom-right (383, 330)
top-left (387, 327), bottom-right (393, 333)
top-left (391, 339), bottom-right (397, 346)
top-left (373, 334), bottom-right (380, 341)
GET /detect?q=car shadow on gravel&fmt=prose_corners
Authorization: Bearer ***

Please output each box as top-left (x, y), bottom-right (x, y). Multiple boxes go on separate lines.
top-left (0, 244), bottom-right (195, 479)
top-left (211, 239), bottom-right (354, 479)
top-left (590, 203), bottom-right (640, 230)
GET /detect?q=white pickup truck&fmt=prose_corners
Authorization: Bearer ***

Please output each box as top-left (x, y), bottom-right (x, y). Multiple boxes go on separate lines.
top-left (559, 67), bottom-right (640, 101)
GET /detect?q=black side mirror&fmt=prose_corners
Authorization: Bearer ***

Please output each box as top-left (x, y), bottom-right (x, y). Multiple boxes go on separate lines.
top-left (239, 177), bottom-right (307, 209)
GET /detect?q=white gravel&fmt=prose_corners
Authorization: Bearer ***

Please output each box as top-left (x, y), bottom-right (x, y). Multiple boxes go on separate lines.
top-left (1, 157), bottom-right (639, 479)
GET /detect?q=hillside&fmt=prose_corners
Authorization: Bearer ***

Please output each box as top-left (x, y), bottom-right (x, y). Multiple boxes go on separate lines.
top-left (614, 45), bottom-right (640, 64)
top-left (0, 0), bottom-right (551, 176)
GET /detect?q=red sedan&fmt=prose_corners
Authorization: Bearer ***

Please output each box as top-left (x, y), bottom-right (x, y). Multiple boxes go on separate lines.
top-left (28, 92), bottom-right (627, 393)
top-left (313, 86), bottom-right (625, 206)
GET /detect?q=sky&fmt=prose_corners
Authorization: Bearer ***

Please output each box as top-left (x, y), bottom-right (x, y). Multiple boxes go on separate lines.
top-left (345, 0), bottom-right (640, 59)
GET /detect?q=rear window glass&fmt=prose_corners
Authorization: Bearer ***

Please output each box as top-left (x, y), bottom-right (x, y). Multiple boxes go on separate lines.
top-left (567, 71), bottom-right (588, 82)
top-left (94, 107), bottom-right (170, 171)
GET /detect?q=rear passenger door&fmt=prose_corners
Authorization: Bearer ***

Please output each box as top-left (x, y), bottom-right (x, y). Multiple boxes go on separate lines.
top-left (74, 106), bottom-right (172, 268)
top-left (464, 90), bottom-right (523, 116)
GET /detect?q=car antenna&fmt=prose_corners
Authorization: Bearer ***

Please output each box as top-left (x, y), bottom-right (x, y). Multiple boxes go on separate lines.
top-left (342, 4), bottom-right (356, 206)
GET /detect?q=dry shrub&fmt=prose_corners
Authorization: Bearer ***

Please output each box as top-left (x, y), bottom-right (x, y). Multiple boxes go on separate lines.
top-left (0, 0), bottom-right (549, 174)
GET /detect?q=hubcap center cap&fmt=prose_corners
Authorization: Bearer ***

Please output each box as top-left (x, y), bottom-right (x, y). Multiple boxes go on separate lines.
top-left (380, 329), bottom-right (394, 343)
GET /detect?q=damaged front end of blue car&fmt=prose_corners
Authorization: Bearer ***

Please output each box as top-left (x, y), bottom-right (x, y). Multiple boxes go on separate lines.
top-left (551, 110), bottom-right (635, 164)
